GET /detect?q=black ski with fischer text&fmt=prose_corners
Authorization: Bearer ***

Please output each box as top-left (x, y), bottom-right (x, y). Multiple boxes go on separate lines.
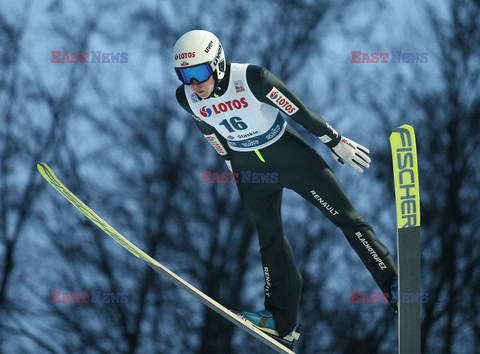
top-left (390, 125), bottom-right (421, 354)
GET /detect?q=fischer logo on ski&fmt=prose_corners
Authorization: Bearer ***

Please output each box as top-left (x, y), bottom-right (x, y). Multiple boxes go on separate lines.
top-left (390, 126), bottom-right (420, 228)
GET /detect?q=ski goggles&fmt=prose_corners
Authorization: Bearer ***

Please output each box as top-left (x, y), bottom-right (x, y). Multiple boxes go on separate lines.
top-left (175, 63), bottom-right (213, 85)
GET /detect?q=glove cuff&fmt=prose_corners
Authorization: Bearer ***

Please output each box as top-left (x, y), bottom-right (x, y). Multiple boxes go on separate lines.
top-left (325, 134), bottom-right (342, 148)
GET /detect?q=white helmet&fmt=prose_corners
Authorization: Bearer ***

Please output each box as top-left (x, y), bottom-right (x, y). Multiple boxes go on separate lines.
top-left (173, 30), bottom-right (226, 84)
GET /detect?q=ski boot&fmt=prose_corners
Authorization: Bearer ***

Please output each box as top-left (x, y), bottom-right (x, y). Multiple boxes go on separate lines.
top-left (238, 309), bottom-right (300, 350)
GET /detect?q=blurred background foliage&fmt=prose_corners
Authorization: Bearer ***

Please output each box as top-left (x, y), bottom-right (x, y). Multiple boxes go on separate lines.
top-left (0, 0), bottom-right (479, 353)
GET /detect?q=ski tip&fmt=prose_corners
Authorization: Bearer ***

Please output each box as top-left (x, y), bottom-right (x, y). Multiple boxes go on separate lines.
top-left (37, 163), bottom-right (55, 180)
top-left (390, 124), bottom-right (415, 136)
top-left (37, 162), bottom-right (48, 172)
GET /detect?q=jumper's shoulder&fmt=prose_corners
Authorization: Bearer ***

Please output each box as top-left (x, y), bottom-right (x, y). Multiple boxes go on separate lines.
top-left (175, 85), bottom-right (192, 114)
top-left (245, 64), bottom-right (267, 83)
top-left (245, 64), bottom-right (270, 101)
top-left (175, 85), bottom-right (186, 104)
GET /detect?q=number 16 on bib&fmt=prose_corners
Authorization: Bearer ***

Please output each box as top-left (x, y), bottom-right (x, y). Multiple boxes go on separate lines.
top-left (390, 125), bottom-right (421, 354)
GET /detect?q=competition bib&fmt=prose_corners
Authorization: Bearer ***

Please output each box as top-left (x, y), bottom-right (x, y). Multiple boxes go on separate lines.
top-left (185, 63), bottom-right (286, 151)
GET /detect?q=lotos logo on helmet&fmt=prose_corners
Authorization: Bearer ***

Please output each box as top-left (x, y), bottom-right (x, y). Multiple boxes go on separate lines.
top-left (200, 98), bottom-right (248, 118)
top-left (266, 87), bottom-right (298, 116)
top-left (175, 52), bottom-right (196, 61)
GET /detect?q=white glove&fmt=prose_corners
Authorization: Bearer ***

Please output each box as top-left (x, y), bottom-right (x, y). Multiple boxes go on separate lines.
top-left (330, 137), bottom-right (371, 173)
top-left (225, 160), bottom-right (233, 172)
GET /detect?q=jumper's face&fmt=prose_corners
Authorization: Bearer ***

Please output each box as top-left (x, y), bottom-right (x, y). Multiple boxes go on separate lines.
top-left (189, 75), bottom-right (215, 99)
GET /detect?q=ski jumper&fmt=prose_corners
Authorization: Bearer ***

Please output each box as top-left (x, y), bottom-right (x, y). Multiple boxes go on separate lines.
top-left (176, 63), bottom-right (398, 337)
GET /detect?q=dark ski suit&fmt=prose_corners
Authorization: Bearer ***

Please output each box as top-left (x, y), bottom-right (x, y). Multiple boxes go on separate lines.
top-left (176, 63), bottom-right (398, 337)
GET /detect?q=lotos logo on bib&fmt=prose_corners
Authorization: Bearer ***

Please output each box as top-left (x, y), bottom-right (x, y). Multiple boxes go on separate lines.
top-left (200, 106), bottom-right (213, 117)
top-left (200, 98), bottom-right (248, 118)
top-left (266, 87), bottom-right (298, 116)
